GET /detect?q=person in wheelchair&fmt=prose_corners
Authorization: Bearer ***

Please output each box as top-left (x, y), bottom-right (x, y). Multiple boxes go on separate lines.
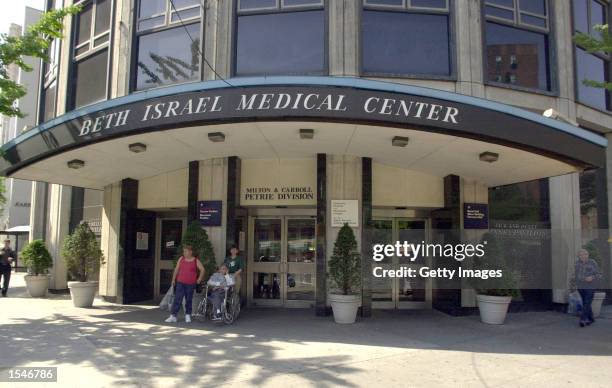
top-left (207, 264), bottom-right (234, 320)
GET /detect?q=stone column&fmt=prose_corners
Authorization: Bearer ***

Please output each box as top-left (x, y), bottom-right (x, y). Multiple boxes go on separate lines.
top-left (199, 158), bottom-right (229, 264)
top-left (46, 184), bottom-right (72, 291)
top-left (549, 173), bottom-right (582, 303)
top-left (29, 181), bottom-right (48, 242)
top-left (99, 181), bottom-right (122, 301)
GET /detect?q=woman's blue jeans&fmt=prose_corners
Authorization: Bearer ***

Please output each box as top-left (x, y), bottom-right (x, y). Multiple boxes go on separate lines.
top-left (171, 282), bottom-right (196, 316)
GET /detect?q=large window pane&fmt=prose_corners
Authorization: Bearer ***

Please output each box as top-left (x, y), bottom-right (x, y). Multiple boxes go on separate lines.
top-left (94, 0), bottom-right (112, 36)
top-left (573, 0), bottom-right (589, 33)
top-left (236, 11), bottom-right (325, 76)
top-left (518, 0), bottom-right (546, 16)
top-left (76, 3), bottom-right (93, 45)
top-left (42, 83), bottom-right (57, 122)
top-left (485, 22), bottom-right (550, 90)
top-left (575, 48), bottom-right (609, 110)
top-left (139, 0), bottom-right (166, 18)
top-left (136, 23), bottom-right (201, 90)
top-left (74, 50), bottom-right (108, 108)
top-left (362, 11), bottom-right (450, 76)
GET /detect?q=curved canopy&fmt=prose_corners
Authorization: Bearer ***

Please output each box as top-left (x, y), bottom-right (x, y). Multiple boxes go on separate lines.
top-left (0, 76), bottom-right (605, 189)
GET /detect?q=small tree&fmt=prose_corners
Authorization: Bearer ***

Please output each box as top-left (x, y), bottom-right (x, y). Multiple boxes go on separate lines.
top-left (472, 233), bottom-right (519, 297)
top-left (177, 221), bottom-right (216, 281)
top-left (21, 239), bottom-right (53, 276)
top-left (574, 24), bottom-right (612, 92)
top-left (61, 222), bottom-right (104, 282)
top-left (329, 223), bottom-right (361, 295)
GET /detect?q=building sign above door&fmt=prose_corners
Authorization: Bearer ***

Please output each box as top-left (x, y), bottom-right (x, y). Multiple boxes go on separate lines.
top-left (0, 77), bottom-right (605, 178)
top-left (331, 200), bottom-right (359, 227)
top-left (463, 203), bottom-right (489, 229)
top-left (199, 200), bottom-right (223, 227)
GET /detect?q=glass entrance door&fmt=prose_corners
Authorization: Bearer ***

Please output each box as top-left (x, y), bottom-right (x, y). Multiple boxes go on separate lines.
top-left (372, 218), bottom-right (431, 309)
top-left (248, 216), bottom-right (316, 308)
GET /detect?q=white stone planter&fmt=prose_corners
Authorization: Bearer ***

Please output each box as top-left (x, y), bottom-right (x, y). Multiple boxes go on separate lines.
top-left (68, 281), bottom-right (98, 308)
top-left (24, 275), bottom-right (49, 298)
top-left (592, 292), bottom-right (606, 318)
top-left (477, 294), bottom-right (512, 325)
top-left (329, 294), bottom-right (359, 324)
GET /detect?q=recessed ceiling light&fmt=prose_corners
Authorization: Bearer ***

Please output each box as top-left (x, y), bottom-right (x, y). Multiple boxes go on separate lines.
top-left (392, 136), bottom-right (409, 147)
top-left (67, 159), bottom-right (85, 169)
top-left (299, 128), bottom-right (314, 139)
top-left (479, 152), bottom-right (499, 163)
top-left (208, 132), bottom-right (225, 142)
top-left (128, 142), bottom-right (147, 153)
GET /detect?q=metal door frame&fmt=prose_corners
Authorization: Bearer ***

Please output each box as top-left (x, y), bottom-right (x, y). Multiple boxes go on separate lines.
top-left (371, 217), bottom-right (432, 310)
top-left (154, 217), bottom-right (187, 299)
top-left (247, 214), bottom-right (316, 308)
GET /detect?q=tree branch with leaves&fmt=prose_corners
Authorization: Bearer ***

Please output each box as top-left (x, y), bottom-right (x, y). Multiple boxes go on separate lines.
top-left (574, 24), bottom-right (612, 92)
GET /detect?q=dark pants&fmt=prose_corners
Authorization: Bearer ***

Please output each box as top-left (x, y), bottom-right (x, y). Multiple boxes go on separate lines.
top-left (209, 288), bottom-right (225, 315)
top-left (578, 288), bottom-right (595, 322)
top-left (171, 282), bottom-right (196, 316)
top-left (0, 265), bottom-right (10, 295)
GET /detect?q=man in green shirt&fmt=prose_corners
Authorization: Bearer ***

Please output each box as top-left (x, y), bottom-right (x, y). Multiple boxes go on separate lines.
top-left (223, 245), bottom-right (244, 293)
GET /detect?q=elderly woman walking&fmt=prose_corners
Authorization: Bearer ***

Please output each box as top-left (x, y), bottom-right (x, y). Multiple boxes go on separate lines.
top-left (575, 248), bottom-right (602, 327)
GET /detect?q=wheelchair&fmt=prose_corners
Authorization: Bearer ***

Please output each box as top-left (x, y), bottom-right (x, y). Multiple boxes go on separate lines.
top-left (194, 277), bottom-right (240, 324)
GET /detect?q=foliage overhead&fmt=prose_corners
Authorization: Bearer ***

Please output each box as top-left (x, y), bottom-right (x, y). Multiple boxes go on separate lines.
top-left (61, 222), bottom-right (104, 282)
top-left (574, 24), bottom-right (612, 92)
top-left (20, 239), bottom-right (53, 276)
top-left (329, 223), bottom-right (361, 295)
top-left (0, 5), bottom-right (80, 118)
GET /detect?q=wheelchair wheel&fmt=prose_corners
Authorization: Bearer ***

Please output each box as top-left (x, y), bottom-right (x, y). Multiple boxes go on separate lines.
top-left (194, 296), bottom-right (208, 322)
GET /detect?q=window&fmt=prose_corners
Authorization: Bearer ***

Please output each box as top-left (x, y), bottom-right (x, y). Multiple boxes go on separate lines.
top-left (235, 0), bottom-right (325, 76)
top-left (39, 0), bottom-right (61, 122)
top-left (134, 0), bottom-right (202, 91)
top-left (361, 0), bottom-right (452, 77)
top-left (573, 0), bottom-right (610, 111)
top-left (483, 0), bottom-right (552, 91)
top-left (71, 0), bottom-right (113, 109)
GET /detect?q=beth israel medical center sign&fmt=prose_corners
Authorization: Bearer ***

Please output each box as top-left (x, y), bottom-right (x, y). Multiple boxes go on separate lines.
top-left (0, 80), bottom-right (605, 174)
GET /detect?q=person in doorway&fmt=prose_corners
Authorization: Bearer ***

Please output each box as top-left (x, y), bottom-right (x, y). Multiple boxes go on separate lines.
top-left (224, 245), bottom-right (244, 293)
top-left (165, 245), bottom-right (205, 323)
top-left (575, 248), bottom-right (602, 327)
top-left (0, 239), bottom-right (16, 297)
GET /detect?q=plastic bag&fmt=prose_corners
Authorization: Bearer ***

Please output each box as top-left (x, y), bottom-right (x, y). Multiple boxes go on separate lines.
top-left (159, 286), bottom-right (174, 311)
top-left (568, 291), bottom-right (583, 316)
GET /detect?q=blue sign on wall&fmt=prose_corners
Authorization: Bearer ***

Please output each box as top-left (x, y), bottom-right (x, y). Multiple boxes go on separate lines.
top-left (199, 201), bottom-right (223, 227)
top-left (464, 203), bottom-right (489, 229)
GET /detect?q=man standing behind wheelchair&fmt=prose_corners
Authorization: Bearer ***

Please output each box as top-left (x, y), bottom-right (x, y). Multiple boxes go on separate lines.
top-left (224, 245), bottom-right (244, 293)
top-left (165, 245), bottom-right (205, 323)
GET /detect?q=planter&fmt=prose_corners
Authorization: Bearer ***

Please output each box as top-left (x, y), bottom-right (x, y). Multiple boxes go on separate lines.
top-left (24, 275), bottom-right (49, 298)
top-left (329, 294), bottom-right (359, 324)
top-left (68, 281), bottom-right (98, 308)
top-left (592, 292), bottom-right (606, 318)
top-left (477, 294), bottom-right (512, 325)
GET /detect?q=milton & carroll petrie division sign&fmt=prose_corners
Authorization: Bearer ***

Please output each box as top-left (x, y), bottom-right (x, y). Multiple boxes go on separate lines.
top-left (0, 80), bottom-right (605, 175)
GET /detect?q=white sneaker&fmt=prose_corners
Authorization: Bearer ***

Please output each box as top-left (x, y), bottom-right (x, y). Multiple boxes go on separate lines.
top-left (185, 314), bottom-right (192, 323)
top-left (165, 315), bottom-right (177, 323)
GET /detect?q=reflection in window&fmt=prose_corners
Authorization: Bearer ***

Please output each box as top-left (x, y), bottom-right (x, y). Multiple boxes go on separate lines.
top-left (483, 0), bottom-right (551, 91)
top-left (71, 0), bottom-right (113, 109)
top-left (361, 1), bottom-right (451, 77)
top-left (134, 0), bottom-right (201, 90)
top-left (572, 0), bottom-right (610, 111)
top-left (235, 1), bottom-right (325, 76)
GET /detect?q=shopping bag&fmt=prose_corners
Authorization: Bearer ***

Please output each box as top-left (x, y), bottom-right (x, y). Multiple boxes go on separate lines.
top-left (568, 290), bottom-right (583, 316)
top-left (159, 286), bottom-right (174, 311)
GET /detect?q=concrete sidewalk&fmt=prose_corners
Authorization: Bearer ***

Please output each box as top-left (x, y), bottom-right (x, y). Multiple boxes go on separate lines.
top-left (1, 272), bottom-right (611, 388)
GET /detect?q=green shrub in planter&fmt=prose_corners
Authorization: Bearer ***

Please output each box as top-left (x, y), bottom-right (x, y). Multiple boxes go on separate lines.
top-left (329, 223), bottom-right (361, 295)
top-left (21, 240), bottom-right (53, 275)
top-left (175, 221), bottom-right (216, 282)
top-left (471, 233), bottom-right (519, 298)
top-left (61, 222), bottom-right (104, 282)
